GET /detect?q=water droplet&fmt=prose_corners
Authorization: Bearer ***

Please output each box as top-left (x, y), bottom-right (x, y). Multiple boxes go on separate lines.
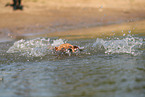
top-left (128, 30), bottom-right (131, 33)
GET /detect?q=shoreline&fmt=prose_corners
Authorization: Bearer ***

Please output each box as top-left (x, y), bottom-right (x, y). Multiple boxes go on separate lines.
top-left (0, 0), bottom-right (145, 41)
top-left (24, 19), bottom-right (145, 40)
top-left (2, 19), bottom-right (144, 41)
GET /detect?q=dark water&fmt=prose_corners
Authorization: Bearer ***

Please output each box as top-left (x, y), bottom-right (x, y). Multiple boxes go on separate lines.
top-left (0, 34), bottom-right (145, 97)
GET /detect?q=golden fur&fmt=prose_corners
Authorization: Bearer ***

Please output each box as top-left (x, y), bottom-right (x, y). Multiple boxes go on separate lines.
top-left (55, 43), bottom-right (79, 52)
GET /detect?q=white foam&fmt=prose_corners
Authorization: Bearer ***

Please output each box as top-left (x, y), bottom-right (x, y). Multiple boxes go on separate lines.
top-left (7, 35), bottom-right (143, 57)
top-left (51, 39), bottom-right (65, 47)
top-left (7, 38), bottom-right (66, 57)
top-left (93, 35), bottom-right (143, 56)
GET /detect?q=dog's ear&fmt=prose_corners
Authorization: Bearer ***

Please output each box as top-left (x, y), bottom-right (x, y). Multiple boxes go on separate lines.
top-left (55, 47), bottom-right (58, 51)
top-left (73, 46), bottom-right (79, 49)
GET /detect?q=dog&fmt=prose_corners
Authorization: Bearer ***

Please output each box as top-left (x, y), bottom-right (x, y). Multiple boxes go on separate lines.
top-left (54, 43), bottom-right (80, 53)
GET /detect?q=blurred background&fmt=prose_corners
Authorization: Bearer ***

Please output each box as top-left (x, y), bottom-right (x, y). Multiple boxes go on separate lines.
top-left (0, 0), bottom-right (145, 41)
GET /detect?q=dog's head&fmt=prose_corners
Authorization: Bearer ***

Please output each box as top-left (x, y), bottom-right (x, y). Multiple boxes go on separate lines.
top-left (73, 46), bottom-right (79, 50)
top-left (54, 45), bottom-right (79, 52)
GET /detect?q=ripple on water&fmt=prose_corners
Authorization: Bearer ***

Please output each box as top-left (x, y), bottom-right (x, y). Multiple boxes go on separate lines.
top-left (0, 34), bottom-right (145, 97)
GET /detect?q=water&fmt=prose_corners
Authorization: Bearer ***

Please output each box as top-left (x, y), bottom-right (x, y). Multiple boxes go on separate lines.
top-left (0, 34), bottom-right (145, 97)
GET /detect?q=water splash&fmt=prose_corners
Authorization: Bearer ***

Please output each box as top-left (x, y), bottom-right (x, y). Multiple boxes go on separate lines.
top-left (7, 38), bottom-right (65, 57)
top-left (92, 35), bottom-right (143, 56)
top-left (51, 39), bottom-right (65, 47)
top-left (7, 35), bottom-right (144, 57)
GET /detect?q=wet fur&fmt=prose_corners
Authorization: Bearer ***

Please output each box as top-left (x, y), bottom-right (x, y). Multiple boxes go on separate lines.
top-left (54, 43), bottom-right (79, 53)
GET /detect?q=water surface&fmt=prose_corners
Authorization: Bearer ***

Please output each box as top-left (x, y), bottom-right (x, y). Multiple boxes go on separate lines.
top-left (0, 34), bottom-right (145, 97)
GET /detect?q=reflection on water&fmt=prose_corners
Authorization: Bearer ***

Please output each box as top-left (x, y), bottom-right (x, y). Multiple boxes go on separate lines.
top-left (0, 34), bottom-right (145, 97)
